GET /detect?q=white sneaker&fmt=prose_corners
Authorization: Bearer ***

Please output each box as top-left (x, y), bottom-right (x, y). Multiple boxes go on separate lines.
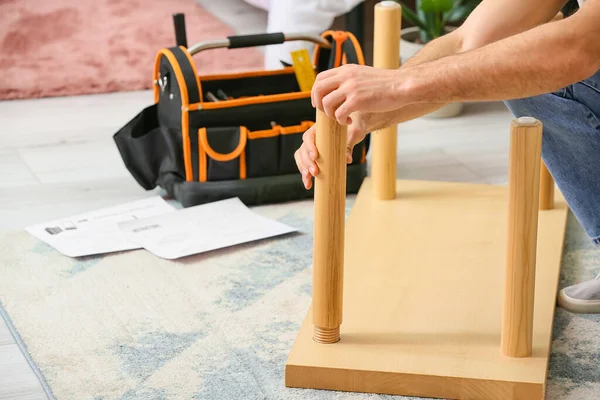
top-left (557, 273), bottom-right (600, 314)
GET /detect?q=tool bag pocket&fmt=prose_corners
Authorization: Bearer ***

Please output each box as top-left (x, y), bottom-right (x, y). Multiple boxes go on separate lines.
top-left (113, 30), bottom-right (369, 207)
top-left (113, 103), bottom-right (185, 193)
top-left (188, 90), bottom-right (317, 181)
top-left (246, 126), bottom-right (280, 177)
top-left (278, 123), bottom-right (309, 174)
top-left (196, 121), bottom-right (316, 182)
top-left (198, 126), bottom-right (246, 181)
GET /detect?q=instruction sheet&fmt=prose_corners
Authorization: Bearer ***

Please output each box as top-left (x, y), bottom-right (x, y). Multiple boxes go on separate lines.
top-left (118, 198), bottom-right (296, 259)
top-left (25, 196), bottom-right (176, 257)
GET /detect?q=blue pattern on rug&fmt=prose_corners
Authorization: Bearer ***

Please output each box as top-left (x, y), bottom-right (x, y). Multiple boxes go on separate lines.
top-left (32, 241), bottom-right (55, 255)
top-left (549, 312), bottom-right (600, 380)
top-left (64, 255), bottom-right (105, 277)
top-left (299, 282), bottom-right (313, 296)
top-left (0, 203), bottom-right (598, 399)
top-left (217, 213), bottom-right (314, 312)
top-left (116, 331), bottom-right (204, 382)
top-left (119, 388), bottom-right (167, 400)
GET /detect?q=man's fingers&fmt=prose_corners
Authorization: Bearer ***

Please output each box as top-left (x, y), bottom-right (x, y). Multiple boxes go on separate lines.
top-left (302, 126), bottom-right (318, 161)
top-left (302, 170), bottom-right (313, 190)
top-left (346, 133), bottom-right (356, 164)
top-left (312, 75), bottom-right (343, 112)
top-left (346, 123), bottom-right (366, 163)
top-left (295, 147), bottom-right (315, 190)
top-left (301, 126), bottom-right (319, 177)
top-left (346, 144), bottom-right (354, 164)
top-left (314, 68), bottom-right (337, 82)
top-left (311, 69), bottom-right (338, 105)
top-left (322, 90), bottom-right (346, 121)
top-left (335, 97), bottom-right (356, 126)
top-left (301, 147), bottom-right (319, 176)
top-left (294, 149), bottom-right (305, 175)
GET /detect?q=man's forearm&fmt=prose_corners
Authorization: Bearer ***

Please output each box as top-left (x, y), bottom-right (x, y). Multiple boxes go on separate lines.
top-left (365, 102), bottom-right (449, 132)
top-left (401, 30), bottom-right (464, 68)
top-left (368, 30), bottom-right (465, 129)
top-left (368, 0), bottom-right (580, 129)
top-left (399, 10), bottom-right (600, 106)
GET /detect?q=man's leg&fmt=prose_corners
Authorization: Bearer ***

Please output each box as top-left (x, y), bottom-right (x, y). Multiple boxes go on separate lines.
top-left (504, 70), bottom-right (600, 313)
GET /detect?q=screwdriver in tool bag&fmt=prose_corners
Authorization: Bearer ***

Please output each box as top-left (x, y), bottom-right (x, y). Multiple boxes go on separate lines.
top-left (216, 89), bottom-right (229, 100)
top-left (206, 91), bottom-right (220, 102)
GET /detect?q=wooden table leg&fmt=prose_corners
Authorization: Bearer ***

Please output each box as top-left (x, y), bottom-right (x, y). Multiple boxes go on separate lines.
top-left (312, 109), bottom-right (347, 344)
top-left (539, 162), bottom-right (554, 210)
top-left (371, 1), bottom-right (401, 200)
top-left (501, 117), bottom-right (543, 358)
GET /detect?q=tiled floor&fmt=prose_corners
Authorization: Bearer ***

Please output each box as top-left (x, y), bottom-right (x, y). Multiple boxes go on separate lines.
top-left (0, 1), bottom-right (519, 399)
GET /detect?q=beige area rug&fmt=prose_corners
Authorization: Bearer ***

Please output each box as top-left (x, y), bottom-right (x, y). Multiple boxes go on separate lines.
top-left (0, 198), bottom-right (599, 399)
top-left (0, 0), bottom-right (264, 100)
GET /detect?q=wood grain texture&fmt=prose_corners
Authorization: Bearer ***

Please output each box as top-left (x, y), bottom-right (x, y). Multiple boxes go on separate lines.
top-left (539, 162), bottom-right (555, 211)
top-left (312, 110), bottom-right (347, 343)
top-left (286, 365), bottom-right (543, 400)
top-left (371, 125), bottom-right (398, 200)
top-left (370, 1), bottom-right (401, 200)
top-left (373, 1), bottom-right (401, 69)
top-left (286, 178), bottom-right (568, 400)
top-left (502, 118), bottom-right (543, 358)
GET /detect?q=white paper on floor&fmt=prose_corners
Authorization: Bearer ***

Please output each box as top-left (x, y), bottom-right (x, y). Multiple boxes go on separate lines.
top-left (118, 197), bottom-right (296, 260)
top-left (25, 196), bottom-right (177, 257)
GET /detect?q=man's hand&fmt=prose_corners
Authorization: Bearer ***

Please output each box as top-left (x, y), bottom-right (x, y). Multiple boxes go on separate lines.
top-left (294, 102), bottom-right (449, 189)
top-left (311, 64), bottom-right (407, 126)
top-left (294, 112), bottom-right (370, 189)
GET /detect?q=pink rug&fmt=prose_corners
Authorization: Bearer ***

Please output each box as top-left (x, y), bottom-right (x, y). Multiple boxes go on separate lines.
top-left (0, 0), bottom-right (265, 100)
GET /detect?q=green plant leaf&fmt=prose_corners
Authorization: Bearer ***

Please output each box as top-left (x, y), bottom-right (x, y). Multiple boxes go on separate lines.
top-left (416, 0), bottom-right (431, 42)
top-left (424, 11), bottom-right (438, 40)
top-left (464, 0), bottom-right (483, 7)
top-left (419, 0), bottom-right (453, 13)
top-left (444, 0), bottom-right (482, 22)
top-left (435, 11), bottom-right (446, 38)
top-left (394, 1), bottom-right (429, 32)
top-left (444, 5), bottom-right (471, 22)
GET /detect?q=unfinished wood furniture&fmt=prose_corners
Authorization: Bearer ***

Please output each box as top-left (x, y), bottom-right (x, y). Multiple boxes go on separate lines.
top-left (370, 0), bottom-right (400, 200)
top-left (285, 2), bottom-right (568, 399)
top-left (540, 162), bottom-right (555, 211)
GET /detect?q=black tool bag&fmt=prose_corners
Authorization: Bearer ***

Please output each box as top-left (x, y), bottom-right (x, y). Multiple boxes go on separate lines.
top-left (113, 29), bottom-right (369, 207)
